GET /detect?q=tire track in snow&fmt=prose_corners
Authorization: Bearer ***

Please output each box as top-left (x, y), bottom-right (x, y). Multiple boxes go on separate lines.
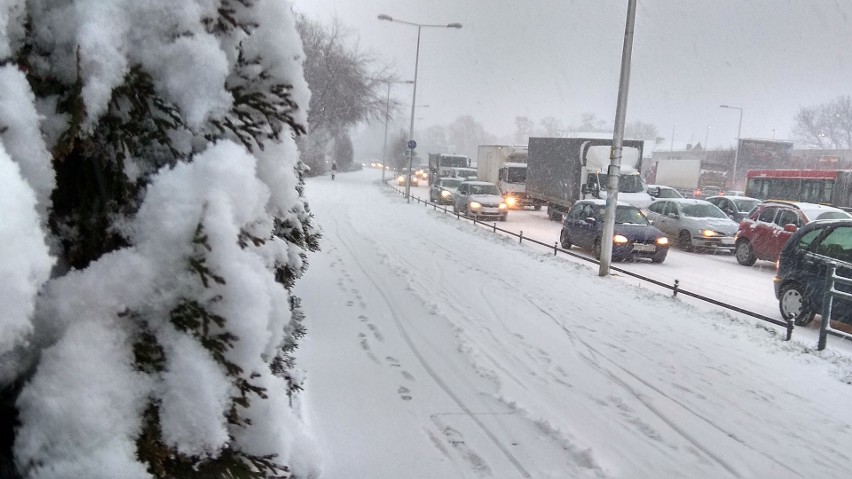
top-left (525, 296), bottom-right (805, 479)
top-left (330, 216), bottom-right (533, 479)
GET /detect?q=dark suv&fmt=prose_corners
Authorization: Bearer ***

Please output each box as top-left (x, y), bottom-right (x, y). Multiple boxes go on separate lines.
top-left (734, 200), bottom-right (850, 267)
top-left (774, 219), bottom-right (852, 325)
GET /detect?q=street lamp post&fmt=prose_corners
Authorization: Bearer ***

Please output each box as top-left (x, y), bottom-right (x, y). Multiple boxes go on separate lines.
top-left (381, 80), bottom-right (414, 184)
top-left (378, 14), bottom-right (462, 202)
top-left (720, 105), bottom-right (743, 190)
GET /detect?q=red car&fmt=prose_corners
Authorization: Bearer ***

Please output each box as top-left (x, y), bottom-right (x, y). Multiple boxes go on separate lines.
top-left (734, 200), bottom-right (850, 266)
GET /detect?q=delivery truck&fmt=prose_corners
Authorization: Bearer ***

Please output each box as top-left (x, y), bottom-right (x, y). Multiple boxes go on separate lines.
top-left (476, 145), bottom-right (543, 209)
top-left (526, 137), bottom-right (652, 221)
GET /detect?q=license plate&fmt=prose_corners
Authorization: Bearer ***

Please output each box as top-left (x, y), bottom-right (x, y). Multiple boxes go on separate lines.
top-left (633, 244), bottom-right (656, 252)
top-left (720, 237), bottom-right (734, 245)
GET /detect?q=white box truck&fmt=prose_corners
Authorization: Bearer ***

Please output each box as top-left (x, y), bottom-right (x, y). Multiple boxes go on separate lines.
top-left (476, 145), bottom-right (543, 209)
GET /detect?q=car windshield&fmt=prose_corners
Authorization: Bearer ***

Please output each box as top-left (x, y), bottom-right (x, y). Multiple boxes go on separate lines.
top-left (615, 206), bottom-right (649, 225)
top-left (681, 203), bottom-right (727, 218)
top-left (468, 184), bottom-right (500, 195)
top-left (733, 198), bottom-right (760, 212)
top-left (597, 174), bottom-right (645, 193)
top-left (440, 178), bottom-right (463, 188)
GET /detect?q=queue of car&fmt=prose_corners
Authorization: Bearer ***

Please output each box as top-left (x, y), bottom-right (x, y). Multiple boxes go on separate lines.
top-left (419, 174), bottom-right (852, 328)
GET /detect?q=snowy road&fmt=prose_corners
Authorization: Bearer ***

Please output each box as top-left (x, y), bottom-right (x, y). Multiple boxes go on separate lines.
top-left (296, 169), bottom-right (852, 478)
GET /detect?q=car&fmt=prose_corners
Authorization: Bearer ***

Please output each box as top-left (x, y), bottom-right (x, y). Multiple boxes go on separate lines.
top-left (396, 173), bottom-right (418, 186)
top-left (774, 219), bottom-right (852, 326)
top-left (705, 195), bottom-right (762, 222)
top-left (559, 199), bottom-right (669, 262)
top-left (724, 190), bottom-right (746, 196)
top-left (430, 177), bottom-right (463, 205)
top-left (645, 198), bottom-right (739, 252)
top-left (647, 184), bottom-right (683, 199)
top-left (733, 200), bottom-right (850, 267)
top-left (453, 181), bottom-right (508, 221)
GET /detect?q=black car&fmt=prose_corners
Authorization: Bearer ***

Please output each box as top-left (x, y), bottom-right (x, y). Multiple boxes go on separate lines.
top-left (774, 219), bottom-right (852, 325)
top-left (559, 199), bottom-right (669, 262)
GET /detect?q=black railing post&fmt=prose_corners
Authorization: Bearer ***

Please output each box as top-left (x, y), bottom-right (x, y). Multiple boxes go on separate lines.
top-left (673, 279), bottom-right (679, 297)
top-left (493, 223), bottom-right (497, 233)
top-left (519, 231), bottom-right (524, 244)
top-left (818, 262), bottom-right (837, 351)
top-left (554, 242), bottom-right (558, 256)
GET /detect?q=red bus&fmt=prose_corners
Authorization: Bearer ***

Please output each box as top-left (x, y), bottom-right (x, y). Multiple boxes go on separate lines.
top-left (745, 169), bottom-right (852, 208)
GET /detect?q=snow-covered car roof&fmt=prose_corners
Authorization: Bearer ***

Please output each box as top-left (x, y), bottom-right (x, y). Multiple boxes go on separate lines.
top-left (576, 198), bottom-right (636, 207)
top-left (764, 200), bottom-right (851, 221)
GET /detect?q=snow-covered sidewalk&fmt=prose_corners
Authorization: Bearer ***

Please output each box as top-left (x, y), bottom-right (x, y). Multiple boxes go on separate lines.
top-left (295, 169), bottom-right (852, 478)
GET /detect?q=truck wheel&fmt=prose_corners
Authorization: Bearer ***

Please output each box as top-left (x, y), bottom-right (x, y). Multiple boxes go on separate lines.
top-left (678, 230), bottom-right (694, 252)
top-left (560, 231), bottom-right (572, 249)
top-left (735, 240), bottom-right (757, 266)
top-left (779, 282), bottom-right (815, 326)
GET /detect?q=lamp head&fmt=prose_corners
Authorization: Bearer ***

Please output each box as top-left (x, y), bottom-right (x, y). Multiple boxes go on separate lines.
top-left (447, 23), bottom-right (463, 29)
top-left (378, 14), bottom-right (393, 21)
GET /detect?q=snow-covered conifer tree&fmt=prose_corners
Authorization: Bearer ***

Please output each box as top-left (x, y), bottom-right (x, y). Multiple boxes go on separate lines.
top-left (0, 1), bottom-right (320, 477)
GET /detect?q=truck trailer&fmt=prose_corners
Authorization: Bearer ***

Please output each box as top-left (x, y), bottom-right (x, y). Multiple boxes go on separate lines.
top-left (526, 137), bottom-right (652, 221)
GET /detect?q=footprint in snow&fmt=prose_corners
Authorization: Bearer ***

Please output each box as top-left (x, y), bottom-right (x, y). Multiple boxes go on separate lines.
top-left (397, 386), bottom-right (412, 401)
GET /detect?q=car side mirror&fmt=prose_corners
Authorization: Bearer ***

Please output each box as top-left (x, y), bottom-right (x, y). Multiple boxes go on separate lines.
top-left (783, 223), bottom-right (798, 233)
top-left (581, 184), bottom-right (590, 196)
top-left (584, 216), bottom-right (597, 224)
top-left (667, 212), bottom-right (679, 219)
top-left (655, 187), bottom-right (661, 197)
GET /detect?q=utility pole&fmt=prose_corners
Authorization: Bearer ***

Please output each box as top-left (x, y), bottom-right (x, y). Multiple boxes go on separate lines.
top-left (599, 0), bottom-right (637, 277)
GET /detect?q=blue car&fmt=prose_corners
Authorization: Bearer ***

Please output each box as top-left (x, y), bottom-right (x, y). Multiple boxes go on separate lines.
top-left (774, 219), bottom-right (852, 326)
top-left (559, 199), bottom-right (670, 262)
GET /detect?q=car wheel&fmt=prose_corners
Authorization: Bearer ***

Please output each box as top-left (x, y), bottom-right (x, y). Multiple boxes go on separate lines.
top-left (651, 250), bottom-right (667, 263)
top-left (560, 230), bottom-right (572, 249)
top-left (500, 214), bottom-right (507, 222)
top-left (534, 204), bottom-right (542, 211)
top-left (678, 230), bottom-right (694, 252)
top-left (593, 238), bottom-right (602, 260)
top-left (735, 240), bottom-right (757, 266)
top-left (779, 282), bottom-right (816, 326)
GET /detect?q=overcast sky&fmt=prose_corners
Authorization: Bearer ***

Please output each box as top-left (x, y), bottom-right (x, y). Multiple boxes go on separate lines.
top-left (292, 0), bottom-right (852, 150)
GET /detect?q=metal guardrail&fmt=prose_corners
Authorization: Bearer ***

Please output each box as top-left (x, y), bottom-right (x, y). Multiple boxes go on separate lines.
top-left (818, 262), bottom-right (852, 350)
top-left (386, 184), bottom-right (797, 341)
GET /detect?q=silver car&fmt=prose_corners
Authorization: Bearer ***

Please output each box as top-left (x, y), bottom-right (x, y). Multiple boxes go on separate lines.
top-left (453, 181), bottom-right (508, 221)
top-left (645, 198), bottom-right (739, 252)
top-left (430, 177), bottom-right (463, 205)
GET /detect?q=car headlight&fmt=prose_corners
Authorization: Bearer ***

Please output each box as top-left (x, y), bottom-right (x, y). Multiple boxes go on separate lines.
top-left (505, 196), bottom-right (518, 207)
top-left (656, 236), bottom-right (669, 246)
top-left (469, 201), bottom-right (482, 210)
top-left (699, 229), bottom-right (719, 237)
top-left (441, 190), bottom-right (451, 198)
top-left (499, 203), bottom-right (508, 210)
top-left (397, 175), bottom-right (404, 182)
top-left (613, 234), bottom-right (629, 244)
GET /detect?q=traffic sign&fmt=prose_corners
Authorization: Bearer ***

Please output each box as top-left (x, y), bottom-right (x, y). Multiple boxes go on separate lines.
top-left (408, 140), bottom-right (417, 149)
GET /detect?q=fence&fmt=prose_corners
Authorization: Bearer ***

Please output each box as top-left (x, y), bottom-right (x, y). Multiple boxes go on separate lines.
top-left (819, 263), bottom-right (852, 350)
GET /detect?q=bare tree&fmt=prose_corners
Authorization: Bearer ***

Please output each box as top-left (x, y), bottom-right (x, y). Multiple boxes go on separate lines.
top-left (447, 115), bottom-right (495, 158)
top-left (539, 116), bottom-right (564, 137)
top-left (625, 120), bottom-right (659, 140)
top-left (297, 14), bottom-right (392, 174)
top-left (793, 95), bottom-right (852, 148)
top-left (513, 116), bottom-right (535, 144)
